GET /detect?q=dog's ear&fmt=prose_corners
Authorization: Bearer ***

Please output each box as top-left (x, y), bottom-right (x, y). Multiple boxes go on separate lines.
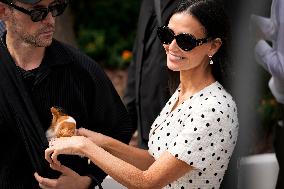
top-left (51, 107), bottom-right (60, 117)
top-left (50, 107), bottom-right (60, 124)
top-left (52, 106), bottom-right (66, 115)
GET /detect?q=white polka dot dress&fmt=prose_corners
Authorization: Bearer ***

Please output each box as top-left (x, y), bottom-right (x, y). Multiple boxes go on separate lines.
top-left (148, 81), bottom-right (238, 189)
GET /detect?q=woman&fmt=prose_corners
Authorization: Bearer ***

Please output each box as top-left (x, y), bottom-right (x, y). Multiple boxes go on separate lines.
top-left (40, 0), bottom-right (238, 188)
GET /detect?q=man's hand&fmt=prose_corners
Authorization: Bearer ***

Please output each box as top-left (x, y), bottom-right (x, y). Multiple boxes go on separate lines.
top-left (34, 164), bottom-right (91, 189)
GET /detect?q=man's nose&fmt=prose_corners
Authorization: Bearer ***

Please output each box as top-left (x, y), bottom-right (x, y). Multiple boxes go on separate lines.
top-left (41, 11), bottom-right (55, 25)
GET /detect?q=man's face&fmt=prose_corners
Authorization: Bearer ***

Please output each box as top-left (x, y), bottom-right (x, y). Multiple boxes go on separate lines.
top-left (7, 0), bottom-right (57, 47)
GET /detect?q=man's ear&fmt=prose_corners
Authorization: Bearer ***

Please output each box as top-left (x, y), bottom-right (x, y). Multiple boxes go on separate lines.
top-left (0, 3), bottom-right (10, 21)
top-left (208, 38), bottom-right (222, 56)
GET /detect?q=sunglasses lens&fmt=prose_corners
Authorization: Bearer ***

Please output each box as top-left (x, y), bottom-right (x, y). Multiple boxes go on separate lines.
top-left (157, 27), bottom-right (174, 45)
top-left (30, 3), bottom-right (67, 22)
top-left (176, 34), bottom-right (196, 51)
top-left (157, 26), bottom-right (202, 51)
top-left (50, 3), bottom-right (67, 17)
top-left (31, 9), bottom-right (48, 22)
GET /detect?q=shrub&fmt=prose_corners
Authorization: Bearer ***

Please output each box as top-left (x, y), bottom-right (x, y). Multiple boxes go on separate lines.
top-left (70, 0), bottom-right (140, 69)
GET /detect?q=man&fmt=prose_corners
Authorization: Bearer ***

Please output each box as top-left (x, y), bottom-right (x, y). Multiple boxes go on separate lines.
top-left (0, 0), bottom-right (132, 188)
top-left (251, 0), bottom-right (284, 188)
top-left (124, 0), bottom-right (180, 149)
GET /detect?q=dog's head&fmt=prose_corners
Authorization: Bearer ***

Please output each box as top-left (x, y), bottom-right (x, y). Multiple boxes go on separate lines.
top-left (46, 107), bottom-right (76, 140)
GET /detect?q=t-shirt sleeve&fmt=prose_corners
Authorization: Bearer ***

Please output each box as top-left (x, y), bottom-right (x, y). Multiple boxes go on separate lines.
top-left (167, 103), bottom-right (238, 170)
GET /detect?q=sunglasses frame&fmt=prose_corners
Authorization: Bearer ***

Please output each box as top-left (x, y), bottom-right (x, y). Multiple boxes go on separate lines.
top-left (3, 0), bottom-right (68, 22)
top-left (157, 26), bottom-right (211, 51)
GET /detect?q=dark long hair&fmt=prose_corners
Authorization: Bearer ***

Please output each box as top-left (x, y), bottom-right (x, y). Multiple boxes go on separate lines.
top-left (168, 0), bottom-right (231, 94)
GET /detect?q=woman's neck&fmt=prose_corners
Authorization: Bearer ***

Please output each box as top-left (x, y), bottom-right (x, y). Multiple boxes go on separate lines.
top-left (178, 68), bottom-right (215, 101)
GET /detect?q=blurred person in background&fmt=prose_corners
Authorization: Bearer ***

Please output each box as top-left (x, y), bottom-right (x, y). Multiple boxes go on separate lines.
top-left (251, 0), bottom-right (284, 188)
top-left (124, 0), bottom-right (180, 149)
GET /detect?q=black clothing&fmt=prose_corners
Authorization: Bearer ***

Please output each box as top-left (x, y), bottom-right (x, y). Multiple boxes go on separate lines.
top-left (124, 0), bottom-right (180, 149)
top-left (0, 38), bottom-right (133, 188)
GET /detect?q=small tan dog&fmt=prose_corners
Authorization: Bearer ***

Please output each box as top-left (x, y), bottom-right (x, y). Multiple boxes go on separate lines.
top-left (46, 107), bottom-right (76, 141)
top-left (46, 107), bottom-right (91, 163)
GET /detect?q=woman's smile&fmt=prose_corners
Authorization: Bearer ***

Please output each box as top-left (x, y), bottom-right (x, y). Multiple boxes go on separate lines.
top-left (168, 52), bottom-right (185, 62)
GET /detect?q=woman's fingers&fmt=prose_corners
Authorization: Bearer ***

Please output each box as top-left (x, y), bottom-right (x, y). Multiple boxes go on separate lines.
top-left (51, 150), bottom-right (61, 166)
top-left (77, 128), bottom-right (104, 146)
top-left (45, 148), bottom-right (54, 164)
top-left (45, 148), bottom-right (61, 166)
top-left (77, 128), bottom-right (93, 137)
top-left (45, 137), bottom-right (87, 165)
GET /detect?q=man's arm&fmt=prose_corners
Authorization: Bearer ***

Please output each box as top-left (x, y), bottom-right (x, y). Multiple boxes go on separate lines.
top-left (253, 0), bottom-right (284, 103)
top-left (250, 14), bottom-right (275, 42)
top-left (254, 32), bottom-right (284, 80)
top-left (254, 38), bottom-right (284, 104)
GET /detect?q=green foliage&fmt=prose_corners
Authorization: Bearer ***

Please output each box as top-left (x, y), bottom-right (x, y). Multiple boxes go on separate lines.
top-left (256, 70), bottom-right (282, 135)
top-left (257, 94), bottom-right (282, 133)
top-left (77, 29), bottom-right (107, 63)
top-left (70, 0), bottom-right (140, 68)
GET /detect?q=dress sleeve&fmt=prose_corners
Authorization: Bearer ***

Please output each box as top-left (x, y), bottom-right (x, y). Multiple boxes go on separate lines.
top-left (167, 102), bottom-right (238, 170)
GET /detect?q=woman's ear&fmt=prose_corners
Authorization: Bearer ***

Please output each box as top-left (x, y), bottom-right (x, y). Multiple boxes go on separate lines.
top-left (208, 38), bottom-right (222, 56)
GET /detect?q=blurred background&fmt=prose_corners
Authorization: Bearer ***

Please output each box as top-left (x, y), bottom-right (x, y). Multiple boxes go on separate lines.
top-left (54, 0), bottom-right (140, 96)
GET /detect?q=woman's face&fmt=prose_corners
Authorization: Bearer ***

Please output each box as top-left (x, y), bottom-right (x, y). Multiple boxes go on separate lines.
top-left (164, 12), bottom-right (211, 72)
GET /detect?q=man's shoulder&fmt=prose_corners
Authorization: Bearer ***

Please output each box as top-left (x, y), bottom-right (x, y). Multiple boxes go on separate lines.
top-left (50, 39), bottom-right (109, 82)
top-left (51, 40), bottom-right (92, 62)
top-left (51, 39), bottom-right (101, 70)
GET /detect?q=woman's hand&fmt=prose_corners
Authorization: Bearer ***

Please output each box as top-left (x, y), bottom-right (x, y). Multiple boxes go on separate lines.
top-left (77, 128), bottom-right (109, 148)
top-left (46, 136), bottom-right (92, 165)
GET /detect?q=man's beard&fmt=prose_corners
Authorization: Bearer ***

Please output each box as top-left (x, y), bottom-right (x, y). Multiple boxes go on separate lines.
top-left (21, 26), bottom-right (55, 47)
top-left (10, 14), bottom-right (55, 47)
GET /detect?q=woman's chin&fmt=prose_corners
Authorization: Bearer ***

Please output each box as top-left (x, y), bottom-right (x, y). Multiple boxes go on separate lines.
top-left (167, 62), bottom-right (182, 71)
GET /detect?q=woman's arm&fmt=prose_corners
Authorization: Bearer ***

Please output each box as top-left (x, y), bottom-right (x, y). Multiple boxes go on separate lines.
top-left (46, 136), bottom-right (193, 189)
top-left (78, 128), bottom-right (154, 170)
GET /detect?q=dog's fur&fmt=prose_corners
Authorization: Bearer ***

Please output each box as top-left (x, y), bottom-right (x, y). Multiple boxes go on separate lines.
top-left (46, 107), bottom-right (76, 141)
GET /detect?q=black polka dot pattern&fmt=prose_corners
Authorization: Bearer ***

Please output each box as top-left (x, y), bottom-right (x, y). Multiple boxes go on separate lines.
top-left (147, 82), bottom-right (238, 188)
